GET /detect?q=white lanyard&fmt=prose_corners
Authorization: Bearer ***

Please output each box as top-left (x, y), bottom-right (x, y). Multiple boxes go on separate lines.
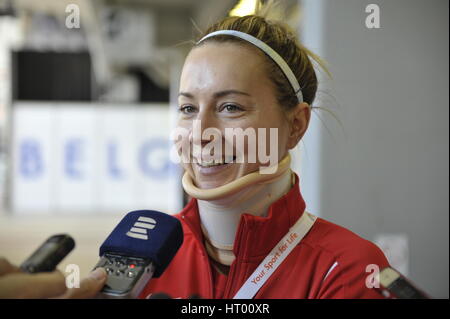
top-left (233, 211), bottom-right (317, 299)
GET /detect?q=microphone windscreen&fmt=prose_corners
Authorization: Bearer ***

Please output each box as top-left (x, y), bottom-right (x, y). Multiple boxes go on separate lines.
top-left (99, 210), bottom-right (183, 277)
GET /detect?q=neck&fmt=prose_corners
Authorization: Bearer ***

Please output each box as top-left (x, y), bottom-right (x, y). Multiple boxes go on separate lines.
top-left (182, 154), bottom-right (294, 266)
top-left (199, 168), bottom-right (294, 265)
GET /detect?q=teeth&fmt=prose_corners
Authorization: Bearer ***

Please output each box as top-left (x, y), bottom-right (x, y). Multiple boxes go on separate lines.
top-left (193, 156), bottom-right (236, 167)
top-left (200, 159), bottom-right (224, 167)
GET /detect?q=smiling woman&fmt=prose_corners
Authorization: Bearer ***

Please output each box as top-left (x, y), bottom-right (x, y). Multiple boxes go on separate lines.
top-left (139, 0), bottom-right (390, 299)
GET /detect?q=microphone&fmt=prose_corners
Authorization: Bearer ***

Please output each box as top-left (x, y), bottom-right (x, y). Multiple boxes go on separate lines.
top-left (94, 210), bottom-right (183, 298)
top-left (20, 234), bottom-right (75, 273)
top-left (148, 292), bottom-right (173, 299)
top-left (376, 267), bottom-right (430, 299)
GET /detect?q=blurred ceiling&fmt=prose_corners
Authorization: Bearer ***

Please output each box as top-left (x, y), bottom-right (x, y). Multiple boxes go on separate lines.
top-left (7, 0), bottom-right (238, 88)
top-left (12, 0), bottom-right (238, 33)
top-left (5, 0), bottom-right (299, 96)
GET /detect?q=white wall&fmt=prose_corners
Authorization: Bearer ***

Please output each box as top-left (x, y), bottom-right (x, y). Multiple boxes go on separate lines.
top-left (301, 0), bottom-right (449, 298)
top-left (11, 103), bottom-right (183, 215)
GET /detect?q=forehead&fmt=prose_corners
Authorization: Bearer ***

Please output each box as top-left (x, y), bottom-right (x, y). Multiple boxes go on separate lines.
top-left (180, 42), bottom-right (270, 92)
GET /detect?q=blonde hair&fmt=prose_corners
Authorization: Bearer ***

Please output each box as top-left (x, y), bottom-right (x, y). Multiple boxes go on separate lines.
top-left (192, 0), bottom-right (331, 111)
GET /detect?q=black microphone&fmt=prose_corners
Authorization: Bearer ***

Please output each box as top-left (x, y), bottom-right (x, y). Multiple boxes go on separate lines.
top-left (148, 292), bottom-right (172, 299)
top-left (20, 234), bottom-right (75, 273)
top-left (376, 267), bottom-right (430, 299)
top-left (93, 210), bottom-right (183, 298)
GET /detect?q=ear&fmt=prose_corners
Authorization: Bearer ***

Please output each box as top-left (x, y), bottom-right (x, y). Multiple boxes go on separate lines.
top-left (287, 102), bottom-right (311, 149)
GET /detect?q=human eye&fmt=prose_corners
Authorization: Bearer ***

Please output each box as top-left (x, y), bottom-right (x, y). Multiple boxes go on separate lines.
top-left (219, 103), bottom-right (244, 113)
top-left (178, 105), bottom-right (197, 115)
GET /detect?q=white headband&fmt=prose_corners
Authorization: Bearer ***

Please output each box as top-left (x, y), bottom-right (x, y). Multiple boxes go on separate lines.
top-left (196, 30), bottom-right (304, 103)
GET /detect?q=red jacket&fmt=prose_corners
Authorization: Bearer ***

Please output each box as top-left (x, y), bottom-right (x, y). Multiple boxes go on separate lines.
top-left (140, 175), bottom-right (389, 299)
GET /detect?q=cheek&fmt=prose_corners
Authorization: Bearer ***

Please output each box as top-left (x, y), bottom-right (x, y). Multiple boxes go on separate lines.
top-left (257, 119), bottom-right (290, 161)
top-left (172, 121), bottom-right (192, 168)
top-left (228, 116), bottom-right (289, 161)
top-left (176, 118), bottom-right (192, 129)
top-left (253, 126), bottom-right (288, 158)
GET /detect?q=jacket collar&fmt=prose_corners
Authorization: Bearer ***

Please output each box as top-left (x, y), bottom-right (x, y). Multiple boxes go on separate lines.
top-left (180, 173), bottom-right (306, 261)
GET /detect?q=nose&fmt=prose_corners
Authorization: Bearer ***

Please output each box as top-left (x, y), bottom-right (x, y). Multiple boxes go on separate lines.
top-left (188, 109), bottom-right (225, 162)
top-left (193, 109), bottom-right (221, 147)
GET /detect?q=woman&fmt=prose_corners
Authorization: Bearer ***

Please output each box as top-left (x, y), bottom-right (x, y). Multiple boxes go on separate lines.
top-left (140, 4), bottom-right (389, 299)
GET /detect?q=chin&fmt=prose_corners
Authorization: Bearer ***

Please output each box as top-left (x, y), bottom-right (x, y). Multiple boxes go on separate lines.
top-left (195, 180), bottom-right (224, 189)
top-left (193, 170), bottom-right (236, 189)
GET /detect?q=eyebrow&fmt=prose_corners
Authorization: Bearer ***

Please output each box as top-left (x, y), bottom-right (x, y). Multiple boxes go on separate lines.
top-left (178, 89), bottom-right (251, 99)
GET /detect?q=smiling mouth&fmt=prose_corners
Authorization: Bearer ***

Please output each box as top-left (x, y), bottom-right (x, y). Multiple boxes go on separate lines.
top-left (193, 156), bottom-right (237, 168)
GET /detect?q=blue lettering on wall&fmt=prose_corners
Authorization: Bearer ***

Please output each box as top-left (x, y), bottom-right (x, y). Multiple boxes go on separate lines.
top-left (107, 141), bottom-right (123, 179)
top-left (139, 138), bottom-right (172, 180)
top-left (19, 138), bottom-right (43, 179)
top-left (65, 138), bottom-right (84, 179)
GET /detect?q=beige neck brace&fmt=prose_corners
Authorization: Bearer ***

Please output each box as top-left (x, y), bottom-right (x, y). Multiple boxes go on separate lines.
top-left (182, 154), bottom-right (294, 266)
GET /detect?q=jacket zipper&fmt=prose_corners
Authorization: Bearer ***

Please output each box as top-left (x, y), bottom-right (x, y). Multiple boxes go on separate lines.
top-left (222, 216), bottom-right (251, 299)
top-left (181, 215), bottom-right (214, 298)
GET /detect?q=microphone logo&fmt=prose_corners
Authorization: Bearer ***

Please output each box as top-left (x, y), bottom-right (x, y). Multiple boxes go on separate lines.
top-left (126, 216), bottom-right (157, 240)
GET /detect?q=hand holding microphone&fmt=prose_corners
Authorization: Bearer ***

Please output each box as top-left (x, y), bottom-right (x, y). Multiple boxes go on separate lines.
top-left (93, 210), bottom-right (183, 298)
top-left (0, 234), bottom-right (107, 299)
top-left (0, 257), bottom-right (67, 299)
top-left (1, 210), bottom-right (182, 299)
